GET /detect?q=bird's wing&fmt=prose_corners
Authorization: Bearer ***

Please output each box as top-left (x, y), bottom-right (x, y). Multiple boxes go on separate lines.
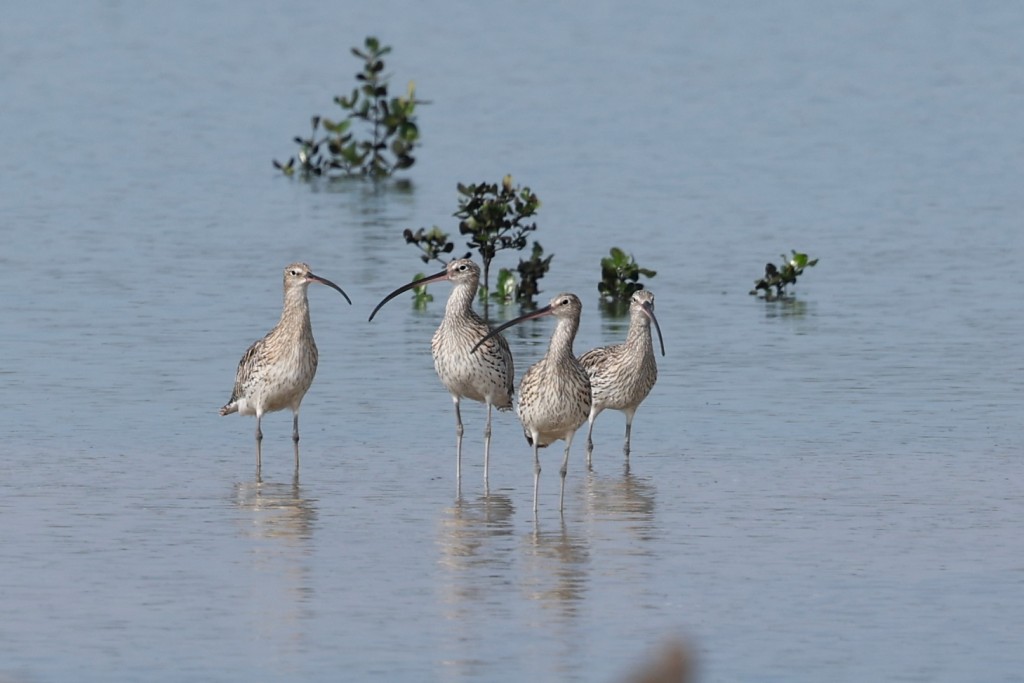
top-left (578, 344), bottom-right (616, 374)
top-left (227, 337), bottom-right (265, 405)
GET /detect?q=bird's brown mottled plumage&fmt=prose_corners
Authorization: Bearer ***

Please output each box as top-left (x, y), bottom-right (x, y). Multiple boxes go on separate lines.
top-left (578, 289), bottom-right (664, 468)
top-left (220, 263), bottom-right (350, 475)
top-left (368, 258), bottom-right (513, 489)
top-left (474, 292), bottom-right (591, 512)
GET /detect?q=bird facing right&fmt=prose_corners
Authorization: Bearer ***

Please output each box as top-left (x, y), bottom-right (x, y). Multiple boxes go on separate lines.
top-left (219, 262), bottom-right (351, 477)
top-left (578, 289), bottom-right (666, 469)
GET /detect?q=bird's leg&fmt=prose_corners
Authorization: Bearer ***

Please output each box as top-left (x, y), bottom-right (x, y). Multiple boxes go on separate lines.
top-left (622, 407), bottom-right (636, 461)
top-left (584, 405), bottom-right (601, 470)
top-left (532, 436), bottom-right (542, 514)
top-left (453, 396), bottom-right (463, 486)
top-left (292, 412), bottom-right (301, 469)
top-left (559, 432), bottom-right (575, 513)
top-left (255, 413), bottom-right (264, 479)
top-left (585, 413), bottom-right (597, 470)
top-left (483, 402), bottom-right (493, 488)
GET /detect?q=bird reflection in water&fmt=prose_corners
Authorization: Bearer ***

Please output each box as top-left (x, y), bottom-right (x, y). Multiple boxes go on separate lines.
top-left (232, 468), bottom-right (318, 658)
top-left (233, 468), bottom-right (318, 542)
top-left (438, 492), bottom-right (516, 587)
top-left (436, 493), bottom-right (517, 679)
top-left (582, 467), bottom-right (657, 529)
top-left (521, 517), bottom-right (590, 622)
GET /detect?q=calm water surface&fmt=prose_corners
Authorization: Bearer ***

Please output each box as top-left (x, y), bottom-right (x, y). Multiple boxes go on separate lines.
top-left (1, 1), bottom-right (1021, 682)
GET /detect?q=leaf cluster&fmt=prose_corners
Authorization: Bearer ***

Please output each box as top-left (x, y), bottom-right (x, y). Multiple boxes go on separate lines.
top-left (402, 177), bottom-right (550, 312)
top-left (598, 247), bottom-right (656, 302)
top-left (491, 268), bottom-right (517, 305)
top-left (455, 175), bottom-right (540, 268)
top-left (274, 37), bottom-right (425, 179)
top-left (403, 227), bottom-right (462, 266)
top-left (751, 250), bottom-right (819, 298)
top-left (514, 241), bottom-right (553, 305)
top-left (490, 241), bottom-right (553, 307)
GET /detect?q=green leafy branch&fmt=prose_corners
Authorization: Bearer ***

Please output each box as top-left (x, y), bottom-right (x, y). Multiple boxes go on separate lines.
top-left (274, 37), bottom-right (426, 179)
top-left (492, 242), bottom-right (553, 306)
top-left (402, 177), bottom-right (551, 312)
top-left (455, 175), bottom-right (541, 298)
top-left (751, 250), bottom-right (819, 299)
top-left (598, 247), bottom-right (656, 303)
top-left (403, 227), bottom-right (460, 266)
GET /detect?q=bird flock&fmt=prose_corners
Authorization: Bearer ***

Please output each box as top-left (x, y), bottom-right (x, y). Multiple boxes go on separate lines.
top-left (221, 260), bottom-right (665, 512)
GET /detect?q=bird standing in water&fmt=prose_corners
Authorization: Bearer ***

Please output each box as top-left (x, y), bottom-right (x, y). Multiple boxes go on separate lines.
top-left (368, 258), bottom-right (514, 492)
top-left (579, 289), bottom-right (665, 469)
top-left (474, 293), bottom-right (591, 512)
top-left (220, 263), bottom-right (351, 477)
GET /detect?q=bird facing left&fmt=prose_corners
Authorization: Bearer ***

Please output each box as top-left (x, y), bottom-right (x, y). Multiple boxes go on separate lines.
top-left (219, 262), bottom-right (351, 477)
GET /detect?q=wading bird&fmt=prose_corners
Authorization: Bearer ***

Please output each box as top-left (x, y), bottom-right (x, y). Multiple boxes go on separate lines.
top-left (474, 293), bottom-right (590, 512)
top-left (368, 259), bottom-right (514, 491)
top-left (220, 263), bottom-right (351, 476)
top-left (579, 289), bottom-right (665, 469)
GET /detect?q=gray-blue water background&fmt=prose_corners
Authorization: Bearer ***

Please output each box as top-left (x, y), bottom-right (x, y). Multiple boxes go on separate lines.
top-left (1, 1), bottom-right (1021, 681)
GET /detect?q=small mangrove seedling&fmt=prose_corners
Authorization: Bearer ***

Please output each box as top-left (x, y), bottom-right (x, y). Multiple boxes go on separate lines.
top-left (491, 242), bottom-right (553, 307)
top-left (598, 248), bottom-right (656, 308)
top-left (515, 241), bottom-right (553, 307)
top-left (274, 36), bottom-right (426, 179)
top-left (750, 250), bottom-right (819, 299)
top-left (401, 179), bottom-right (550, 312)
top-left (455, 175), bottom-right (541, 298)
top-left (491, 268), bottom-right (517, 304)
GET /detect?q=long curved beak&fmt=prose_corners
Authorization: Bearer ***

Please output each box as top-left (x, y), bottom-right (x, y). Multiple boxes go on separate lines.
top-left (367, 268), bottom-right (449, 322)
top-left (308, 273), bottom-right (352, 305)
top-left (470, 304), bottom-right (553, 354)
top-left (640, 301), bottom-right (666, 356)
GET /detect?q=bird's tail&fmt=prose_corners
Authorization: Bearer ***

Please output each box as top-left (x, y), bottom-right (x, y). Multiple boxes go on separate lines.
top-left (219, 402), bottom-right (238, 416)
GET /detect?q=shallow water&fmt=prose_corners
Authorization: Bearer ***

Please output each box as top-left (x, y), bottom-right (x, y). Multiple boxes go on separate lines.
top-left (1, 1), bottom-right (1022, 681)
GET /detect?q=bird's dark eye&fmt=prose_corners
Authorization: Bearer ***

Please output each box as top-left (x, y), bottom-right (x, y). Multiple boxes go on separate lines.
top-left (561, 298), bottom-right (569, 305)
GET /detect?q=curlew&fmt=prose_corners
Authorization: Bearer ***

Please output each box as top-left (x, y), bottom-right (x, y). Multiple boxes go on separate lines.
top-left (219, 262), bottom-right (351, 475)
top-left (473, 293), bottom-right (591, 512)
top-left (579, 289), bottom-right (665, 469)
top-left (368, 258), bottom-right (514, 490)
